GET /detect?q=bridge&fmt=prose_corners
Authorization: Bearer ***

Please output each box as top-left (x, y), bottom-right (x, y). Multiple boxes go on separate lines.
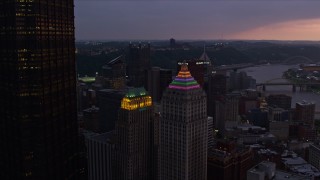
top-left (256, 82), bottom-right (320, 92)
top-left (213, 63), bottom-right (254, 71)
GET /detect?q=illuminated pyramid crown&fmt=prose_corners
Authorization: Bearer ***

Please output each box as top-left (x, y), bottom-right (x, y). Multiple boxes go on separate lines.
top-left (169, 62), bottom-right (200, 90)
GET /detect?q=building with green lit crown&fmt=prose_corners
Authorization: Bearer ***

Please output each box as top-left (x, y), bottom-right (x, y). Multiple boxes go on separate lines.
top-left (113, 88), bottom-right (155, 180)
top-left (160, 63), bottom-right (207, 180)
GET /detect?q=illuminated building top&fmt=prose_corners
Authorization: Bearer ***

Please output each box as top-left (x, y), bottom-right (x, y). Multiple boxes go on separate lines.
top-left (169, 63), bottom-right (200, 90)
top-left (121, 88), bottom-right (152, 110)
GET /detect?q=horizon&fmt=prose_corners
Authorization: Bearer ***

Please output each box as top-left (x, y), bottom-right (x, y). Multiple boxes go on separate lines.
top-left (75, 39), bottom-right (320, 43)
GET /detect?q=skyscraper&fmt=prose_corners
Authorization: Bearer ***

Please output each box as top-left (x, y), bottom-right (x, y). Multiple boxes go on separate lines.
top-left (146, 67), bottom-right (172, 102)
top-left (113, 88), bottom-right (153, 180)
top-left (295, 101), bottom-right (316, 128)
top-left (96, 89), bottom-right (125, 133)
top-left (87, 132), bottom-right (114, 180)
top-left (207, 73), bottom-right (228, 117)
top-left (0, 0), bottom-right (79, 179)
top-left (160, 63), bottom-right (207, 180)
top-left (99, 55), bottom-right (126, 90)
top-left (127, 43), bottom-right (151, 87)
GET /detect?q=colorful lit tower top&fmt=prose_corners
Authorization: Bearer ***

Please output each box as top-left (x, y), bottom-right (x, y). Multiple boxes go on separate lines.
top-left (160, 62), bottom-right (207, 180)
top-left (169, 62), bottom-right (201, 90)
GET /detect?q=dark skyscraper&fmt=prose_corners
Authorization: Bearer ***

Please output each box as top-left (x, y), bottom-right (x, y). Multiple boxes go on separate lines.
top-left (127, 43), bottom-right (151, 87)
top-left (146, 67), bottom-right (172, 102)
top-left (113, 88), bottom-right (153, 180)
top-left (96, 89), bottom-right (125, 133)
top-left (0, 0), bottom-right (79, 179)
top-left (207, 72), bottom-right (228, 117)
top-left (100, 55), bottom-right (126, 90)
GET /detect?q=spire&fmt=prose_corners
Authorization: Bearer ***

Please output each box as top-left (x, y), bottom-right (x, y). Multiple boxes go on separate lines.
top-left (168, 62), bottom-right (200, 90)
top-left (181, 61), bottom-right (188, 71)
top-left (199, 44), bottom-right (210, 62)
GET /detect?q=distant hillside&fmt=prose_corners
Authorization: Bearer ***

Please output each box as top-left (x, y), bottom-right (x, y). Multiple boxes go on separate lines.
top-left (242, 45), bottom-right (320, 63)
top-left (76, 41), bottom-right (320, 76)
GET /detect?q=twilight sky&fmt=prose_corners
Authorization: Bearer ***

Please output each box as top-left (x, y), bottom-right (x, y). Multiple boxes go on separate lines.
top-left (75, 1), bottom-right (320, 41)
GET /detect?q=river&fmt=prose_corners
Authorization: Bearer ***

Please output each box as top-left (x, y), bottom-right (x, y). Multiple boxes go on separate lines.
top-left (241, 64), bottom-right (320, 113)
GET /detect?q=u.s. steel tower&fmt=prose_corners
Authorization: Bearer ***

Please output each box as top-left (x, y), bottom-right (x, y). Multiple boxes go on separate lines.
top-left (0, 0), bottom-right (79, 179)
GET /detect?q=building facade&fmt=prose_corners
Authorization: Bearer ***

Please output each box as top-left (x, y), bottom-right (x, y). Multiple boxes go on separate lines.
top-left (127, 43), bottom-right (151, 87)
top-left (295, 101), bottom-right (316, 128)
top-left (146, 67), bottom-right (172, 102)
top-left (83, 106), bottom-right (100, 133)
top-left (309, 143), bottom-right (320, 170)
top-left (87, 132), bottom-right (114, 180)
top-left (160, 63), bottom-right (207, 180)
top-left (113, 88), bottom-right (154, 180)
top-left (267, 94), bottom-right (292, 110)
top-left (96, 89), bottom-right (125, 133)
top-left (208, 147), bottom-right (253, 180)
top-left (100, 55), bottom-right (126, 90)
top-left (0, 0), bottom-right (79, 179)
top-left (207, 73), bottom-right (228, 117)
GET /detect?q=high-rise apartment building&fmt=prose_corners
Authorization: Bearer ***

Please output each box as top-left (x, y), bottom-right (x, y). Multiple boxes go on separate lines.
top-left (160, 63), bottom-right (207, 180)
top-left (113, 88), bottom-right (153, 180)
top-left (0, 0), bottom-right (79, 179)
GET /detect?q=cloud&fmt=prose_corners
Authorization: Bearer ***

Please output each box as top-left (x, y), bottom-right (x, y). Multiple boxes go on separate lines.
top-left (230, 18), bottom-right (320, 40)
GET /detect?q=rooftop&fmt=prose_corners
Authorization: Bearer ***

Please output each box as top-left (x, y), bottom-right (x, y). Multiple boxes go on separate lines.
top-left (296, 100), bottom-right (315, 106)
top-left (282, 156), bottom-right (320, 177)
top-left (168, 62), bottom-right (200, 91)
top-left (90, 131), bottom-right (114, 143)
top-left (79, 76), bottom-right (95, 83)
top-left (248, 161), bottom-right (313, 180)
top-left (124, 87), bottom-right (148, 99)
top-left (274, 170), bottom-right (312, 180)
top-left (121, 87), bottom-right (152, 111)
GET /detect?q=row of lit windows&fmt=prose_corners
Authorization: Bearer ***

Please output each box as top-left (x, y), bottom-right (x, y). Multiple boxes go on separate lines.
top-left (17, 0), bottom-right (34, 2)
top-left (121, 96), bottom-right (152, 111)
